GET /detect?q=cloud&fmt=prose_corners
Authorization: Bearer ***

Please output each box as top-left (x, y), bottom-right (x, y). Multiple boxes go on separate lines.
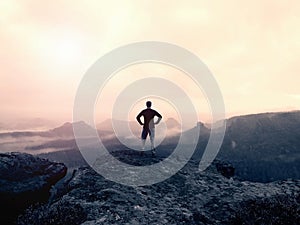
top-left (287, 94), bottom-right (300, 100)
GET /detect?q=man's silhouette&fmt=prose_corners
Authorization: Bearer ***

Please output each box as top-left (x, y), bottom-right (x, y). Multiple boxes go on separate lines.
top-left (136, 101), bottom-right (162, 155)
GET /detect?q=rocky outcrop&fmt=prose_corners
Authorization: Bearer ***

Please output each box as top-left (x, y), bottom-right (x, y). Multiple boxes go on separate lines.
top-left (0, 152), bottom-right (67, 224)
top-left (219, 111), bottom-right (300, 182)
top-left (214, 160), bottom-right (235, 179)
top-left (18, 154), bottom-right (300, 225)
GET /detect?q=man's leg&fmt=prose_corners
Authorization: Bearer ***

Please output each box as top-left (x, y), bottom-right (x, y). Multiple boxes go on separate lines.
top-left (149, 128), bottom-right (156, 155)
top-left (142, 139), bottom-right (146, 150)
top-left (141, 129), bottom-right (148, 152)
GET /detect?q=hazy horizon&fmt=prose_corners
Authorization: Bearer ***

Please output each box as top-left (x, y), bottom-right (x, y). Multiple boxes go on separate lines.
top-left (0, 109), bottom-right (299, 132)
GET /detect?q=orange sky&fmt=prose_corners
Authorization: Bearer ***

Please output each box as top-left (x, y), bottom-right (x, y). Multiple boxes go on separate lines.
top-left (1, 0), bottom-right (300, 124)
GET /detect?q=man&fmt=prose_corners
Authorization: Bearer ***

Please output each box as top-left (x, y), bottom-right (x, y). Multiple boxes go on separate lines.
top-left (136, 101), bottom-right (162, 155)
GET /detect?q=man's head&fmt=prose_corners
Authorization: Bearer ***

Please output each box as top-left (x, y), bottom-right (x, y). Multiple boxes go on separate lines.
top-left (146, 101), bottom-right (152, 108)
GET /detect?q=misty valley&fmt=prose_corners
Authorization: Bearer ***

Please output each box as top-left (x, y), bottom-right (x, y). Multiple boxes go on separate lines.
top-left (1, 111), bottom-right (299, 183)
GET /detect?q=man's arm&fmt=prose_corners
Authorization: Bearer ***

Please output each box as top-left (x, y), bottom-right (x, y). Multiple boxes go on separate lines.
top-left (154, 111), bottom-right (162, 125)
top-left (136, 111), bottom-right (144, 126)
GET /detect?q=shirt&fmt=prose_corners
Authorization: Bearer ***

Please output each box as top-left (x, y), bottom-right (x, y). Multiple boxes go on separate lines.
top-left (136, 108), bottom-right (162, 129)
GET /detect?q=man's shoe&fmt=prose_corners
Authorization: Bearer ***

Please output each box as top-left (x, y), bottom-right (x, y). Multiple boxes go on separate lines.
top-left (151, 148), bottom-right (156, 156)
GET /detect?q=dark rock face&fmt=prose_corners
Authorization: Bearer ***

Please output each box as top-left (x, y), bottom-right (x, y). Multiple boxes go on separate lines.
top-left (0, 152), bottom-right (67, 224)
top-left (215, 161), bottom-right (235, 179)
top-left (18, 156), bottom-right (300, 225)
top-left (219, 111), bottom-right (300, 182)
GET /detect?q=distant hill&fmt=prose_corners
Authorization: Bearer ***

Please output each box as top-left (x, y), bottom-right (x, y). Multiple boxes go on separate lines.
top-left (0, 118), bottom-right (57, 131)
top-left (165, 118), bottom-right (181, 130)
top-left (50, 121), bottom-right (97, 137)
top-left (0, 121), bottom-right (104, 139)
top-left (97, 119), bottom-right (140, 136)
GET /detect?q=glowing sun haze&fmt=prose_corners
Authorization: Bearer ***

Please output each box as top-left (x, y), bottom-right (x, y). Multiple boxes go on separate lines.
top-left (1, 0), bottom-right (300, 125)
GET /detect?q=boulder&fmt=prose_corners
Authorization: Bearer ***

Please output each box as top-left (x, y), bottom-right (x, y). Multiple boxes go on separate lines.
top-left (0, 152), bottom-right (67, 224)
